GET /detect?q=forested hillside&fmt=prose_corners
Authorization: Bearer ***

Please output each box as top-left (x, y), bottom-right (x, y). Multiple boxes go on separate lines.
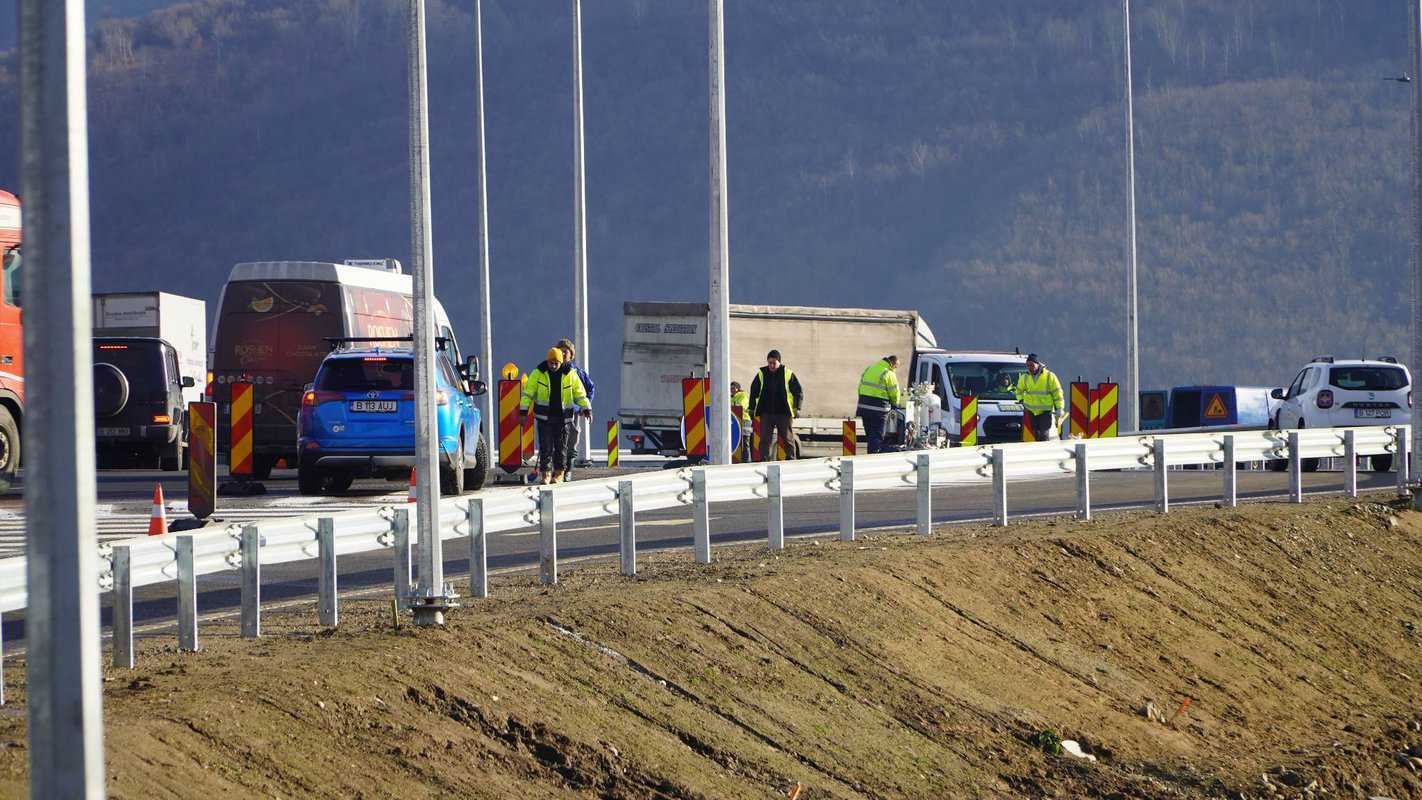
top-left (0, 0), bottom-right (1413, 408)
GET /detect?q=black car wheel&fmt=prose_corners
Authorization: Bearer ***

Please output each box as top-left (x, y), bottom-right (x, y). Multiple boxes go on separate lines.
top-left (441, 435), bottom-right (466, 496)
top-left (1372, 453), bottom-right (1395, 473)
top-left (465, 435), bottom-right (489, 491)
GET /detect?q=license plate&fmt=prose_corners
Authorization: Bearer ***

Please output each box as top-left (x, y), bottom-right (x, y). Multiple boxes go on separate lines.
top-left (349, 400), bottom-right (397, 413)
top-left (1355, 408), bottom-right (1391, 419)
top-left (97, 426), bottom-right (130, 437)
top-left (996, 403), bottom-right (1023, 413)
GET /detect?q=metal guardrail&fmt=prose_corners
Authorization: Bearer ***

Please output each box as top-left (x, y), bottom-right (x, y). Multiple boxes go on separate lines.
top-left (0, 426), bottom-right (1410, 668)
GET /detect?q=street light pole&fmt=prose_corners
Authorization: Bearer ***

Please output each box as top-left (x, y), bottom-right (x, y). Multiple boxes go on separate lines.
top-left (19, 0), bottom-right (106, 795)
top-left (1410, 0), bottom-right (1422, 506)
top-left (706, 0), bottom-right (732, 465)
top-left (572, 0), bottom-right (592, 465)
top-left (1121, 0), bottom-right (1141, 434)
top-left (406, 0), bottom-right (448, 624)
top-left (474, 0), bottom-right (494, 457)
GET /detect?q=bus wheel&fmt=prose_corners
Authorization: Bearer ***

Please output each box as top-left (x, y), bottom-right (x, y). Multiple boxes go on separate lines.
top-left (0, 406), bottom-right (18, 491)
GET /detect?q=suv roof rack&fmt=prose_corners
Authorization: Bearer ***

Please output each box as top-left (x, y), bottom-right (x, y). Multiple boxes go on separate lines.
top-left (1378, 355), bottom-right (1399, 364)
top-left (1310, 355), bottom-right (1335, 363)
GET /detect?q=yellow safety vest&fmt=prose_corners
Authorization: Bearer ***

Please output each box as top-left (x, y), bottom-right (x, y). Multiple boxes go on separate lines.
top-left (731, 390), bottom-right (749, 416)
top-left (857, 359), bottom-right (902, 407)
top-left (520, 364), bottom-right (590, 419)
top-left (749, 367), bottom-right (798, 419)
top-left (1014, 368), bottom-right (1064, 415)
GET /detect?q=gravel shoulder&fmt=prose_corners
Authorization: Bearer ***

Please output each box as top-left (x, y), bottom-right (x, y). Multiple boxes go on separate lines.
top-left (3, 498), bottom-right (1422, 798)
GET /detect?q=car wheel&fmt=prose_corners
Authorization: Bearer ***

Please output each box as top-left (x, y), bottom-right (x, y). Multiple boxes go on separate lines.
top-left (160, 437), bottom-right (182, 472)
top-left (0, 406), bottom-right (19, 492)
top-left (326, 472), bottom-right (355, 494)
top-left (1371, 453), bottom-right (1394, 473)
top-left (465, 435), bottom-right (489, 491)
top-left (441, 435), bottom-right (466, 496)
top-left (297, 457), bottom-right (325, 495)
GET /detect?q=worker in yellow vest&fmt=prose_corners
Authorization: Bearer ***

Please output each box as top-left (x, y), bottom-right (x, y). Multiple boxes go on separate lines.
top-left (1013, 353), bottom-right (1064, 441)
top-left (730, 381), bottom-right (750, 460)
top-left (520, 347), bottom-right (591, 483)
top-left (748, 350), bottom-right (803, 461)
top-left (856, 355), bottom-right (902, 453)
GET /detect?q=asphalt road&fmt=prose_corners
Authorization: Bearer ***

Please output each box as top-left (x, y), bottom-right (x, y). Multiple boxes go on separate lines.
top-left (0, 464), bottom-right (1401, 650)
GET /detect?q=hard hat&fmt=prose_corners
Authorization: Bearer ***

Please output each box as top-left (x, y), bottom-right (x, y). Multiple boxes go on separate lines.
top-left (500, 362), bottom-right (519, 381)
top-left (546, 347), bottom-right (564, 365)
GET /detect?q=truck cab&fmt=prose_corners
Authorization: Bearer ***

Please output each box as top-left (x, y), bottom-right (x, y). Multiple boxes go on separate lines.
top-left (908, 350), bottom-right (1030, 445)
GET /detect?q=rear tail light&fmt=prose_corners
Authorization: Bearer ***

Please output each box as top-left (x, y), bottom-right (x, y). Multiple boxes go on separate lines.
top-left (302, 390), bottom-right (344, 407)
top-left (152, 414), bottom-right (171, 424)
top-left (1316, 390), bottom-right (1334, 410)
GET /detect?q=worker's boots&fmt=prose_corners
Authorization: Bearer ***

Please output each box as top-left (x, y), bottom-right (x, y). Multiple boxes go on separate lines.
top-left (552, 469), bottom-right (565, 483)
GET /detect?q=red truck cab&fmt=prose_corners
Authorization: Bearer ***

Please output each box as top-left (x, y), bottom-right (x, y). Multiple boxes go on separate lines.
top-left (0, 190), bottom-right (24, 489)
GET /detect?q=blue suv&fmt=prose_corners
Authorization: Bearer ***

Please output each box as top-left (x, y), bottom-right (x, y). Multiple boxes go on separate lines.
top-left (297, 343), bottom-right (488, 496)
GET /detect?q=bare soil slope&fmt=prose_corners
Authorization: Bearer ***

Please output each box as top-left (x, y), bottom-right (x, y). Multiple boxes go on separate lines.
top-left (4, 499), bottom-right (1422, 798)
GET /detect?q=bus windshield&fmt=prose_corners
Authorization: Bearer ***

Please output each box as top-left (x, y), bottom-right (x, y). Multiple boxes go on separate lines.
top-left (944, 362), bottom-right (1028, 400)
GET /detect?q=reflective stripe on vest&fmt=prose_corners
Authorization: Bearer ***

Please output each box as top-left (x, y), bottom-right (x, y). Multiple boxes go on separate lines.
top-left (750, 367), bottom-right (797, 418)
top-left (857, 359), bottom-right (899, 405)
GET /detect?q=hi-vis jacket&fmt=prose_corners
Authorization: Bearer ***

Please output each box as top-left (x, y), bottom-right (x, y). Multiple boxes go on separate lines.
top-left (520, 363), bottom-right (591, 420)
top-left (856, 358), bottom-right (902, 412)
top-left (749, 366), bottom-right (803, 418)
top-left (1013, 368), bottom-right (1064, 415)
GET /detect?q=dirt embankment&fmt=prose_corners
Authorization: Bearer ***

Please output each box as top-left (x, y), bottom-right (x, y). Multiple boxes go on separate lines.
top-left (4, 499), bottom-right (1422, 798)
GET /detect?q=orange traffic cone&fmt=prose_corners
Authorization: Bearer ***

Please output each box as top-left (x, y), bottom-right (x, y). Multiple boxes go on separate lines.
top-left (148, 485), bottom-right (167, 536)
top-left (408, 467), bottom-right (417, 503)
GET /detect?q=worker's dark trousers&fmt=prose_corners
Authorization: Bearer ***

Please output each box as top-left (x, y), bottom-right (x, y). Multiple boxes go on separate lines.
top-left (859, 405), bottom-right (887, 454)
top-left (537, 416), bottom-right (574, 474)
top-left (1027, 411), bottom-right (1054, 441)
top-left (757, 414), bottom-right (798, 461)
top-left (562, 420), bottom-right (582, 478)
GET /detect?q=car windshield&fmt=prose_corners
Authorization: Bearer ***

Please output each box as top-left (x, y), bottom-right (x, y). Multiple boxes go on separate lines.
top-left (316, 358), bottom-right (413, 391)
top-left (944, 362), bottom-right (1029, 400)
top-left (1329, 366), bottom-right (1408, 391)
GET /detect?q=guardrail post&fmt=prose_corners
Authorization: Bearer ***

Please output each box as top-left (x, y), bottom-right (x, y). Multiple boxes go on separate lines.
top-left (539, 489), bottom-right (558, 585)
top-left (839, 459), bottom-right (856, 541)
top-left (768, 465), bottom-right (785, 550)
top-left (1397, 427), bottom-right (1411, 498)
top-left (1288, 431), bottom-right (1303, 504)
top-left (693, 469), bottom-right (712, 564)
top-left (1153, 438), bottom-right (1169, 513)
top-left (112, 545), bottom-right (134, 669)
top-left (317, 518), bottom-right (337, 626)
top-left (1344, 429), bottom-right (1358, 499)
top-left (992, 449), bottom-right (1007, 526)
top-left (1074, 443), bottom-right (1090, 521)
top-left (0, 614), bottom-right (4, 703)
top-left (468, 498), bottom-right (488, 599)
top-left (916, 453), bottom-right (932, 536)
top-left (393, 509), bottom-right (412, 611)
top-left (240, 526), bottom-right (261, 638)
top-left (176, 535), bottom-right (199, 652)
top-left (618, 480), bottom-right (636, 576)
top-left (1222, 435), bottom-right (1237, 508)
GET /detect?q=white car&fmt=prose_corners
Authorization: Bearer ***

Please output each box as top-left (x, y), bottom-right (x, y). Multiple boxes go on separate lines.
top-left (1271, 357), bottom-right (1411, 471)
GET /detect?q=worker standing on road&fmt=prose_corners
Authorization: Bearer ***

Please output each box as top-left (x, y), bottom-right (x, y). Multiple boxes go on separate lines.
top-left (1013, 353), bottom-right (1064, 441)
top-left (556, 338), bottom-right (595, 480)
top-left (749, 350), bottom-right (803, 461)
top-left (856, 355), bottom-right (902, 454)
top-left (520, 347), bottom-right (591, 484)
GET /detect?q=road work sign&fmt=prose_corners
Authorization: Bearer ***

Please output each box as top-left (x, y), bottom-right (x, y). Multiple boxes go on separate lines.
top-left (188, 401), bottom-right (216, 519)
top-left (1204, 392), bottom-right (1229, 419)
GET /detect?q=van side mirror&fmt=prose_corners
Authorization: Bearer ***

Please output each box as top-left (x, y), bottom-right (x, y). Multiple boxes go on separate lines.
top-left (470, 380), bottom-right (487, 397)
top-left (461, 355), bottom-right (480, 383)
top-left (1270, 387), bottom-right (1285, 400)
top-left (181, 376), bottom-right (196, 388)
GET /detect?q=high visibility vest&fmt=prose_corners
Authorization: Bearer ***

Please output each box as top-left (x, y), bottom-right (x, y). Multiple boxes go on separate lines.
top-left (749, 367), bottom-right (798, 419)
top-left (1014, 368), bottom-right (1064, 415)
top-left (856, 359), bottom-right (901, 408)
top-left (731, 390), bottom-right (749, 417)
top-left (520, 365), bottom-right (591, 419)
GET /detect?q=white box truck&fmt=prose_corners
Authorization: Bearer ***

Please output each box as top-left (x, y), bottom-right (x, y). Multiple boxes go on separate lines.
top-left (619, 301), bottom-right (1043, 456)
top-left (92, 292), bottom-right (207, 407)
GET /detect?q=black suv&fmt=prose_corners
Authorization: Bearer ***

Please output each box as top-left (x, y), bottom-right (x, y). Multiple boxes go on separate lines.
top-left (93, 337), bottom-right (194, 470)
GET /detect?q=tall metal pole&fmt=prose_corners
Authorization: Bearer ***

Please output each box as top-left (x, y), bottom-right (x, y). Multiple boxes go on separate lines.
top-left (572, 0), bottom-right (592, 465)
top-left (19, 0), bottom-right (106, 795)
top-left (706, 0), bottom-right (732, 465)
top-left (1121, 0), bottom-right (1141, 434)
top-left (407, 0), bottom-right (446, 624)
top-left (1410, 0), bottom-right (1422, 506)
top-left (474, 0), bottom-right (495, 456)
